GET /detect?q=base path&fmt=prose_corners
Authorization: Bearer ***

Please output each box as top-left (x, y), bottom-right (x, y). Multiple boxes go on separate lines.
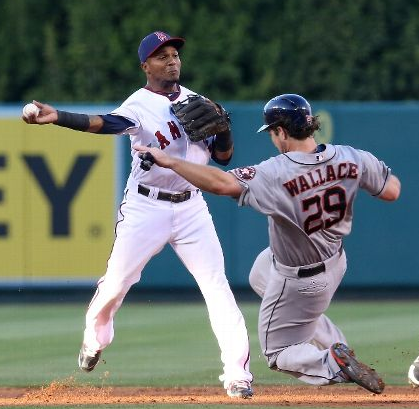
top-left (1, 383), bottom-right (419, 407)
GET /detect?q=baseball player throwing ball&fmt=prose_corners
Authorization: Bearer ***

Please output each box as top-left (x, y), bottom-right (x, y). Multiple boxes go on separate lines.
top-left (135, 93), bottom-right (401, 394)
top-left (22, 31), bottom-right (253, 398)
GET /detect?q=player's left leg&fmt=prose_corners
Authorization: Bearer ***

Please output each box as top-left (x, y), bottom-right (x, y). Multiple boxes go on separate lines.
top-left (310, 314), bottom-right (347, 350)
top-left (258, 250), bottom-right (349, 386)
top-left (171, 194), bottom-right (253, 397)
top-left (259, 249), bottom-right (384, 393)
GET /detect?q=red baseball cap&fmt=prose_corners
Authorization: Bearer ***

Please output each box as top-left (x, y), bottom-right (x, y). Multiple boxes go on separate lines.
top-left (138, 31), bottom-right (185, 63)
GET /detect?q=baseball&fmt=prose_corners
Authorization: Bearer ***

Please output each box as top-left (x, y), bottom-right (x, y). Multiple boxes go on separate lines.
top-left (22, 103), bottom-right (40, 119)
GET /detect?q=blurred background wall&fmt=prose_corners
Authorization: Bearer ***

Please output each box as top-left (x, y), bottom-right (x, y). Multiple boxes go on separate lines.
top-left (0, 0), bottom-right (417, 296)
top-left (3, 0), bottom-right (419, 103)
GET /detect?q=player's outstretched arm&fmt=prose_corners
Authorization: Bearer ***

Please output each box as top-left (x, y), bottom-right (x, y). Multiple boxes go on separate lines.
top-left (22, 100), bottom-right (104, 133)
top-left (378, 174), bottom-right (401, 201)
top-left (135, 145), bottom-right (243, 197)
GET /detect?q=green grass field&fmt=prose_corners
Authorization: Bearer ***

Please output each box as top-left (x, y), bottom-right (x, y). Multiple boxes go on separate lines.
top-left (0, 300), bottom-right (418, 408)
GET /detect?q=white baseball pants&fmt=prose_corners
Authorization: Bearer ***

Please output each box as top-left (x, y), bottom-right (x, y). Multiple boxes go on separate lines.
top-left (83, 189), bottom-right (252, 385)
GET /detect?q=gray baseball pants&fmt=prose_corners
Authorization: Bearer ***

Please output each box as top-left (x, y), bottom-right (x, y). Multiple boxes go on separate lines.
top-left (249, 247), bottom-right (348, 385)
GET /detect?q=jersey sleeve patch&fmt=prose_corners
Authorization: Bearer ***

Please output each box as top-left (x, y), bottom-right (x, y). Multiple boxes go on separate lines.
top-left (233, 166), bottom-right (256, 180)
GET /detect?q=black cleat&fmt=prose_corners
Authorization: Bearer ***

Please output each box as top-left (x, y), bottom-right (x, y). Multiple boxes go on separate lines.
top-left (78, 345), bottom-right (102, 372)
top-left (330, 342), bottom-right (385, 394)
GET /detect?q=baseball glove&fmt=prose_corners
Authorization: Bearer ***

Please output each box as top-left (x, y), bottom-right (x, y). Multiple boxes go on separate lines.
top-left (171, 94), bottom-right (230, 142)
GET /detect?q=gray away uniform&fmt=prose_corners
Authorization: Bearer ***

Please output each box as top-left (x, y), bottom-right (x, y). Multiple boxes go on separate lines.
top-left (230, 143), bottom-right (390, 386)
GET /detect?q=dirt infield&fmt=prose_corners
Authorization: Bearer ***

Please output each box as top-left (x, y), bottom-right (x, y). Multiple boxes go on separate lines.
top-left (1, 381), bottom-right (419, 407)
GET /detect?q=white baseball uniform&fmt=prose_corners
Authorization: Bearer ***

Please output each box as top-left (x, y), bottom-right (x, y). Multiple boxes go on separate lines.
top-left (82, 85), bottom-right (252, 387)
top-left (230, 144), bottom-right (391, 386)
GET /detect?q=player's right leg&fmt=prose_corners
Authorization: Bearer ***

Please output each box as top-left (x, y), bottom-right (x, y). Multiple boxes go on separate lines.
top-left (171, 194), bottom-right (253, 398)
top-left (258, 249), bottom-right (372, 387)
top-left (248, 249), bottom-right (347, 353)
top-left (79, 190), bottom-right (171, 372)
top-left (258, 266), bottom-right (342, 385)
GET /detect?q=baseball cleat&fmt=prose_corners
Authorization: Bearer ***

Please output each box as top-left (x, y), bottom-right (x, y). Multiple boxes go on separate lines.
top-left (78, 344), bottom-right (102, 372)
top-left (226, 380), bottom-right (253, 398)
top-left (408, 356), bottom-right (419, 387)
top-left (330, 342), bottom-right (385, 394)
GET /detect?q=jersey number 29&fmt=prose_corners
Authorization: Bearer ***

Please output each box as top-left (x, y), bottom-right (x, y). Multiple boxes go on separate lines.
top-left (302, 186), bottom-right (347, 235)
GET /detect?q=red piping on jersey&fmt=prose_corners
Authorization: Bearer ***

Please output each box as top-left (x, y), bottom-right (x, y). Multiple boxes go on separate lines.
top-left (144, 84), bottom-right (181, 101)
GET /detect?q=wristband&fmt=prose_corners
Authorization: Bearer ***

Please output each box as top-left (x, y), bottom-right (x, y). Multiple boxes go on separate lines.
top-left (54, 110), bottom-right (90, 131)
top-left (213, 130), bottom-right (233, 152)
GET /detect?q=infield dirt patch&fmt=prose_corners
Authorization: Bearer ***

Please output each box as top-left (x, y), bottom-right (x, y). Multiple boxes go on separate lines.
top-left (0, 382), bottom-right (419, 407)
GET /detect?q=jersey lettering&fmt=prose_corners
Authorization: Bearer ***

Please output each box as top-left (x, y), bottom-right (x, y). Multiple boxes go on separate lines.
top-left (298, 175), bottom-right (311, 193)
top-left (283, 179), bottom-right (299, 196)
top-left (167, 121), bottom-right (182, 140)
top-left (155, 131), bottom-right (171, 149)
top-left (338, 163), bottom-right (347, 178)
top-left (155, 123), bottom-right (183, 150)
top-left (307, 171), bottom-right (320, 187)
top-left (348, 163), bottom-right (358, 178)
top-left (283, 162), bottom-right (359, 197)
top-left (315, 169), bottom-right (326, 184)
top-left (326, 165), bottom-right (337, 182)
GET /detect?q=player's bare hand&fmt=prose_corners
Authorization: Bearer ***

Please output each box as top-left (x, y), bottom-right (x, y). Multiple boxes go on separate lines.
top-left (134, 145), bottom-right (173, 168)
top-left (22, 100), bottom-right (58, 125)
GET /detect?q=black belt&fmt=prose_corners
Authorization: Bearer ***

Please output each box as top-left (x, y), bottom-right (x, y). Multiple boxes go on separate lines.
top-left (297, 246), bottom-right (343, 278)
top-left (297, 263), bottom-right (325, 278)
top-left (273, 246), bottom-right (343, 278)
top-left (272, 256), bottom-right (333, 278)
top-left (138, 184), bottom-right (195, 203)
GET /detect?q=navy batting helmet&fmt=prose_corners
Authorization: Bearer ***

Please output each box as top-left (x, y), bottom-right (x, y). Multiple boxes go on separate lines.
top-left (257, 94), bottom-right (312, 133)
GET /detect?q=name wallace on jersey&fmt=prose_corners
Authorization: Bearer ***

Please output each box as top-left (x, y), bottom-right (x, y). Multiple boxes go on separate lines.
top-left (283, 162), bottom-right (358, 197)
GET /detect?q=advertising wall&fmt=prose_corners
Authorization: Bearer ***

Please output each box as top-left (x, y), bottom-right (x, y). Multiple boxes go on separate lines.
top-left (0, 110), bottom-right (115, 283)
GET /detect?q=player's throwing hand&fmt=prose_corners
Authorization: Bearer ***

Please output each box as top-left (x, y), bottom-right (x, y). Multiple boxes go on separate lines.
top-left (21, 100), bottom-right (58, 125)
